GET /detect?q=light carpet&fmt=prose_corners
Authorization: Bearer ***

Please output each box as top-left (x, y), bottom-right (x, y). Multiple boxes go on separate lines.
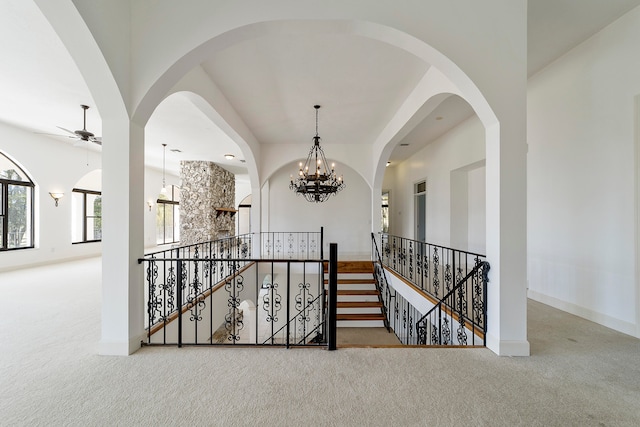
top-left (1, 257), bottom-right (639, 426)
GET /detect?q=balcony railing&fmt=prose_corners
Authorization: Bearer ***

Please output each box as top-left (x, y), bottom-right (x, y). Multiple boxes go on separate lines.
top-left (380, 233), bottom-right (486, 300)
top-left (139, 231), bottom-right (337, 348)
top-left (376, 233), bottom-right (489, 346)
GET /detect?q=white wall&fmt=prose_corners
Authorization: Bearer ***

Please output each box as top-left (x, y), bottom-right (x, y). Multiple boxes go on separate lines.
top-left (384, 115), bottom-right (486, 250)
top-left (0, 122), bottom-right (180, 270)
top-left (527, 6), bottom-right (640, 335)
top-left (265, 163), bottom-right (371, 258)
top-left (467, 165), bottom-right (486, 254)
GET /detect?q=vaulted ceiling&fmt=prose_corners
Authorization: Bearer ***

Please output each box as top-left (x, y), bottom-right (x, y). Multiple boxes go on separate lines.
top-left (1, 0), bottom-right (639, 179)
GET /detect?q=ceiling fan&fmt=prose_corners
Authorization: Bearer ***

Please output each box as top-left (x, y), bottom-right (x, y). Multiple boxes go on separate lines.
top-left (56, 104), bottom-right (102, 146)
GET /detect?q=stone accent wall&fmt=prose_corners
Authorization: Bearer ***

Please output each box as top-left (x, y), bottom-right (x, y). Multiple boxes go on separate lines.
top-left (180, 161), bottom-right (235, 245)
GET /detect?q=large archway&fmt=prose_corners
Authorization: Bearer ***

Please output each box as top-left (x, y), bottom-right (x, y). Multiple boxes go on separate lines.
top-left (36, 3), bottom-right (528, 356)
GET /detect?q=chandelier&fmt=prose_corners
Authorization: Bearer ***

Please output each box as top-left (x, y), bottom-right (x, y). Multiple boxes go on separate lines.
top-left (290, 105), bottom-right (345, 202)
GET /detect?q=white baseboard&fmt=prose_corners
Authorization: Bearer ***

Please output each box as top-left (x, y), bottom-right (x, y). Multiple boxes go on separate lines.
top-left (485, 333), bottom-right (530, 356)
top-left (99, 336), bottom-right (143, 356)
top-left (528, 290), bottom-right (637, 337)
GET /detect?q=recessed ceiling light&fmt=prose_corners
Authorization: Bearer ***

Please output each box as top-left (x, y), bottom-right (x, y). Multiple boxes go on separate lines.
top-left (435, 116), bottom-right (443, 121)
top-left (386, 161), bottom-right (391, 167)
top-left (170, 148), bottom-right (182, 153)
top-left (224, 154), bottom-right (235, 160)
top-left (400, 143), bottom-right (410, 147)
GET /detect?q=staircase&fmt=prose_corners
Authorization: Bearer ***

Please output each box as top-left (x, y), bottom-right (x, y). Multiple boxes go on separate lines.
top-left (325, 261), bottom-right (386, 328)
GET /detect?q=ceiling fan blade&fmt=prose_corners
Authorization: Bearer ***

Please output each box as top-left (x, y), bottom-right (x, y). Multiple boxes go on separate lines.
top-left (90, 136), bottom-right (102, 145)
top-left (57, 126), bottom-right (79, 137)
top-left (35, 132), bottom-right (75, 139)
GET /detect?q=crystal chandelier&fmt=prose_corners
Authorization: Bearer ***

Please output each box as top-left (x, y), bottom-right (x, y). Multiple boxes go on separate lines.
top-left (290, 105), bottom-right (345, 202)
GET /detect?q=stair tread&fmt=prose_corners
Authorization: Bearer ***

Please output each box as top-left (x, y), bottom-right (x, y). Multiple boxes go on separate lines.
top-left (337, 313), bottom-right (386, 321)
top-left (337, 289), bottom-right (379, 295)
top-left (337, 301), bottom-right (383, 308)
top-left (323, 261), bottom-right (374, 274)
top-left (324, 278), bottom-right (376, 284)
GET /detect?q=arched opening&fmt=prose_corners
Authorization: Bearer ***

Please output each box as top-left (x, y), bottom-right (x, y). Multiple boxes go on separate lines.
top-left (0, 150), bottom-right (35, 250)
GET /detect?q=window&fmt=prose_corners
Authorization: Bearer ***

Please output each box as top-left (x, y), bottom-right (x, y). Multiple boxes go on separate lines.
top-left (237, 194), bottom-right (252, 235)
top-left (72, 189), bottom-right (102, 243)
top-left (414, 180), bottom-right (426, 242)
top-left (381, 191), bottom-right (389, 233)
top-left (157, 185), bottom-right (180, 245)
top-left (0, 152), bottom-right (34, 251)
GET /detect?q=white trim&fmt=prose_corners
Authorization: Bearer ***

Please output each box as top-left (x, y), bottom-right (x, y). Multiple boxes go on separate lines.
top-left (99, 335), bottom-right (143, 356)
top-left (528, 290), bottom-right (637, 337)
top-left (485, 333), bottom-right (530, 356)
top-left (635, 94), bottom-right (640, 338)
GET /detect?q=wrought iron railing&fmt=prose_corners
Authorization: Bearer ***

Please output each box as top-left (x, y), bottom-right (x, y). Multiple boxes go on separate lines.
top-left (388, 290), bottom-right (423, 345)
top-left (141, 256), bottom-right (328, 347)
top-left (260, 228), bottom-right (323, 259)
top-left (375, 233), bottom-right (489, 346)
top-left (371, 233), bottom-right (392, 331)
top-left (380, 233), bottom-right (486, 300)
top-left (139, 231), bottom-right (335, 348)
top-left (416, 261), bottom-right (489, 346)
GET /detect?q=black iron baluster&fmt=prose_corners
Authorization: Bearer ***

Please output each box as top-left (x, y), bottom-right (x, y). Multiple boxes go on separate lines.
top-left (176, 251), bottom-right (183, 348)
top-left (286, 262), bottom-right (291, 348)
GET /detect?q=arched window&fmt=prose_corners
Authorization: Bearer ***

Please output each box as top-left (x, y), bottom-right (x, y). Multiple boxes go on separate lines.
top-left (156, 185), bottom-right (180, 245)
top-left (0, 151), bottom-right (34, 250)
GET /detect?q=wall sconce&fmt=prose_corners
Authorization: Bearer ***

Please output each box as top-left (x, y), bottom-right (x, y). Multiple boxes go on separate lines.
top-left (49, 192), bottom-right (64, 207)
top-left (147, 200), bottom-right (154, 211)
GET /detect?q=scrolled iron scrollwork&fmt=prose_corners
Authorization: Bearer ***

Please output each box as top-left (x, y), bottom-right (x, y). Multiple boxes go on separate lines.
top-left (275, 236), bottom-right (283, 257)
top-left (408, 314), bottom-right (413, 339)
top-left (402, 307), bottom-right (407, 329)
top-left (457, 317), bottom-right (467, 345)
top-left (309, 237), bottom-right (318, 259)
top-left (408, 241), bottom-right (414, 280)
top-left (262, 282), bottom-right (282, 323)
top-left (417, 323), bottom-right (427, 345)
top-left (444, 263), bottom-right (452, 294)
top-left (433, 247), bottom-right (440, 297)
top-left (224, 308), bottom-right (244, 342)
top-left (187, 251), bottom-right (206, 322)
top-left (287, 233), bottom-right (295, 259)
top-left (441, 317), bottom-right (451, 345)
top-left (224, 273), bottom-right (245, 342)
top-left (296, 283), bottom-right (318, 342)
top-left (240, 241), bottom-right (249, 258)
top-left (164, 266), bottom-right (176, 318)
top-left (431, 323), bottom-right (438, 345)
top-left (146, 258), bottom-right (161, 325)
top-left (298, 236), bottom-right (307, 259)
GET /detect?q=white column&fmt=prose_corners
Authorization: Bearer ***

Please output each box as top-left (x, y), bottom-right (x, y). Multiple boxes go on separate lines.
top-left (251, 185), bottom-right (262, 258)
top-left (99, 118), bottom-right (145, 356)
top-left (485, 121), bottom-right (530, 356)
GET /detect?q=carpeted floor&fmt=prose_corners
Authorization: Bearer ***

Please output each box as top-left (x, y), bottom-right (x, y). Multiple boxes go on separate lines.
top-left (337, 327), bottom-right (402, 346)
top-left (1, 257), bottom-right (639, 426)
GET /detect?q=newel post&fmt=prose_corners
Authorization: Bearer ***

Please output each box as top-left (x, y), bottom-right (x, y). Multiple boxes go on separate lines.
top-left (327, 243), bottom-right (338, 351)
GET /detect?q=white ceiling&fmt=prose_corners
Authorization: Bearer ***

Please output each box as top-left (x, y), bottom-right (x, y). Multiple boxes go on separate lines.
top-left (1, 0), bottom-right (639, 178)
